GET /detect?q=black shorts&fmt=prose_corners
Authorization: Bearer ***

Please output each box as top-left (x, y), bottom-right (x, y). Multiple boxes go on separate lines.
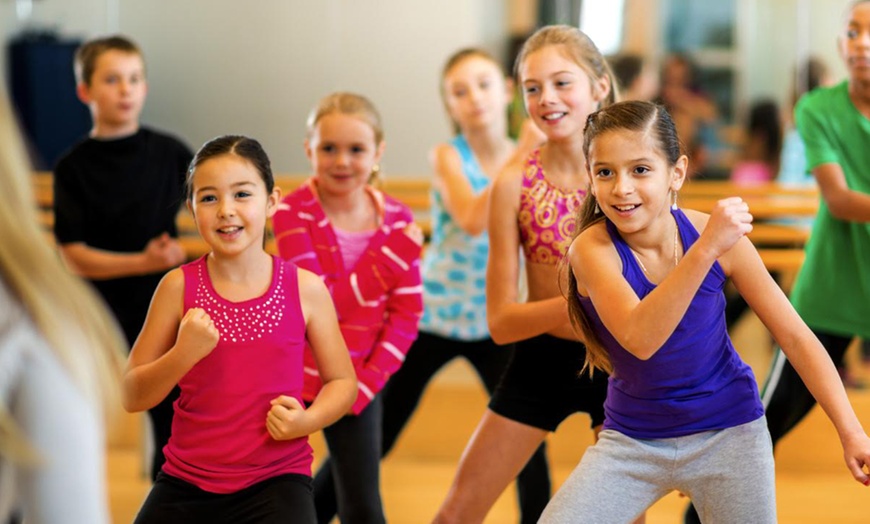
top-left (134, 472), bottom-right (315, 524)
top-left (489, 333), bottom-right (608, 431)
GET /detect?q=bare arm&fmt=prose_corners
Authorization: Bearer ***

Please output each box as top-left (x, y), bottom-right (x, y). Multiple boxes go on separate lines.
top-left (814, 162), bottom-right (870, 222)
top-left (575, 200), bottom-right (752, 360)
top-left (726, 234), bottom-right (870, 484)
top-left (60, 233), bottom-right (185, 280)
top-left (122, 270), bottom-right (218, 412)
top-left (430, 144), bottom-right (492, 236)
top-left (485, 161), bottom-right (570, 345)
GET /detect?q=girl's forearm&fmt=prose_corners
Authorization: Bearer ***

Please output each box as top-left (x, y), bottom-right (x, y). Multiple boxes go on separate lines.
top-left (488, 296), bottom-right (570, 345)
top-left (122, 348), bottom-right (196, 412)
top-left (305, 377), bottom-right (357, 430)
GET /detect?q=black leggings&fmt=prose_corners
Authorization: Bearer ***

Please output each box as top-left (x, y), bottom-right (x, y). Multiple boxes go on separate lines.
top-left (684, 328), bottom-right (852, 524)
top-left (313, 332), bottom-right (551, 524)
top-left (134, 472), bottom-right (315, 524)
top-left (761, 329), bottom-right (852, 446)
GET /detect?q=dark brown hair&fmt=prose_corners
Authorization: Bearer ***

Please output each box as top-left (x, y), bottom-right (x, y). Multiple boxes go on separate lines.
top-left (185, 135), bottom-right (275, 202)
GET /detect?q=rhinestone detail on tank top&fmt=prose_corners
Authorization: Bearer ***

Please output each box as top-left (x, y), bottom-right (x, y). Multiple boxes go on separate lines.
top-left (194, 262), bottom-right (286, 343)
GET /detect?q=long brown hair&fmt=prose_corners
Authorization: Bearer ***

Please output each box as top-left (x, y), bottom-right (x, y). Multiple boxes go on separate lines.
top-left (567, 101), bottom-right (683, 375)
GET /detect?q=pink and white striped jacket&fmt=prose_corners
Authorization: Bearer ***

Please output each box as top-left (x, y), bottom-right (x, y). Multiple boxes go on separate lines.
top-left (273, 180), bottom-right (423, 414)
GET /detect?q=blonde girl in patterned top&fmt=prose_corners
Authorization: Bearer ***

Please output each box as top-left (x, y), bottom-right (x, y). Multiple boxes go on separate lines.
top-left (433, 25), bottom-right (627, 524)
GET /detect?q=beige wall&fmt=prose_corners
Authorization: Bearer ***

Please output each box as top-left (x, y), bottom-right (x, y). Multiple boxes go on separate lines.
top-left (1, 0), bottom-right (508, 174)
top-left (0, 0), bottom-right (858, 171)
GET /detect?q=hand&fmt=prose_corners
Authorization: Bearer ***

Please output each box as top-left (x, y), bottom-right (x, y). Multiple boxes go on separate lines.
top-left (175, 307), bottom-right (219, 363)
top-left (841, 432), bottom-right (870, 486)
top-left (144, 233), bottom-right (186, 271)
top-left (266, 395), bottom-right (310, 440)
top-left (402, 223), bottom-right (424, 246)
top-left (698, 197), bottom-right (753, 259)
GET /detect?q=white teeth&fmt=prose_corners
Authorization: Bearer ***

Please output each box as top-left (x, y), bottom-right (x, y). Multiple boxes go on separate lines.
top-left (219, 226), bottom-right (241, 233)
top-left (615, 205), bottom-right (637, 211)
top-left (542, 112), bottom-right (565, 121)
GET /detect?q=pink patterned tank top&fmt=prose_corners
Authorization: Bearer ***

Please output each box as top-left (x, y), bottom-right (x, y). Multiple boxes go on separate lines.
top-left (518, 150), bottom-right (586, 265)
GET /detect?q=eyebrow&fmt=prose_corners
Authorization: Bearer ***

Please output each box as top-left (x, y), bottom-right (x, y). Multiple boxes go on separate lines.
top-left (195, 181), bottom-right (257, 195)
top-left (593, 157), bottom-right (655, 165)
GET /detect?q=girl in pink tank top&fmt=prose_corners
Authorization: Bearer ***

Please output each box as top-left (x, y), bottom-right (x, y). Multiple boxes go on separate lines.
top-left (123, 135), bottom-right (356, 524)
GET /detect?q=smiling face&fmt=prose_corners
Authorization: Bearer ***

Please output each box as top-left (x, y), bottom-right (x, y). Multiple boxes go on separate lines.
top-left (189, 154), bottom-right (279, 256)
top-left (587, 128), bottom-right (687, 234)
top-left (442, 54), bottom-right (511, 134)
top-left (520, 45), bottom-right (607, 143)
top-left (306, 112), bottom-right (384, 198)
top-left (840, 1), bottom-right (870, 84)
top-left (77, 50), bottom-right (146, 137)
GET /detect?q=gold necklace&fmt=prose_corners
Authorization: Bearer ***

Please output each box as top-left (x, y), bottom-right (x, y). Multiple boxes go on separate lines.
top-left (631, 222), bottom-right (680, 275)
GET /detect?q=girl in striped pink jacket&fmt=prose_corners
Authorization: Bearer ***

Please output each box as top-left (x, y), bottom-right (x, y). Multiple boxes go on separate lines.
top-left (273, 92), bottom-right (423, 524)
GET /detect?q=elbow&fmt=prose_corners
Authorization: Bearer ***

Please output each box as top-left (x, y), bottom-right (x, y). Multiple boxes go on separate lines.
top-left (827, 203), bottom-right (851, 221)
top-left (455, 215), bottom-right (486, 237)
top-left (487, 317), bottom-right (515, 346)
top-left (621, 335), bottom-right (659, 361)
top-left (121, 380), bottom-right (148, 413)
top-left (121, 395), bottom-right (145, 413)
top-left (823, 192), bottom-right (856, 221)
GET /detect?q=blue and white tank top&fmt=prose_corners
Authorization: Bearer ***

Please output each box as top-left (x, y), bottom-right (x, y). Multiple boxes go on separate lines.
top-left (418, 135), bottom-right (490, 340)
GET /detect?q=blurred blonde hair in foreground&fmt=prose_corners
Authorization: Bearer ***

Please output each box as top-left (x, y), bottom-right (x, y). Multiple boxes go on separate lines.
top-left (0, 90), bottom-right (125, 467)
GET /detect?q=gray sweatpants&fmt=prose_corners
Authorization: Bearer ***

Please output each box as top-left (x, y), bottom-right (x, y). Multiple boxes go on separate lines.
top-left (539, 417), bottom-right (776, 524)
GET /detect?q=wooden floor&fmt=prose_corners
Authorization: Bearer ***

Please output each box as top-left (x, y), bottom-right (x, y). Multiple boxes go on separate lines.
top-left (106, 312), bottom-right (870, 523)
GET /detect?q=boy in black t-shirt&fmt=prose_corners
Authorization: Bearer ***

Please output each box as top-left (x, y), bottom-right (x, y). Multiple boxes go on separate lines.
top-left (53, 35), bottom-right (193, 481)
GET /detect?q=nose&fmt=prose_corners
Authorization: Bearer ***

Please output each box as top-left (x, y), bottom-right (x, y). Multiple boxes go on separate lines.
top-left (217, 199), bottom-right (235, 218)
top-left (538, 84), bottom-right (556, 106)
top-left (469, 86), bottom-right (483, 105)
top-left (612, 173), bottom-right (635, 196)
top-left (336, 150), bottom-right (350, 167)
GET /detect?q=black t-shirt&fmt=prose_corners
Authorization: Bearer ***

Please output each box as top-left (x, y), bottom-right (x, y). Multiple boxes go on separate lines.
top-left (53, 127), bottom-right (193, 344)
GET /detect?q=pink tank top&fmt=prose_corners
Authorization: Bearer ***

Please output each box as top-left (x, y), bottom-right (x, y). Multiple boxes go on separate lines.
top-left (518, 149), bottom-right (586, 264)
top-left (162, 255), bottom-right (312, 493)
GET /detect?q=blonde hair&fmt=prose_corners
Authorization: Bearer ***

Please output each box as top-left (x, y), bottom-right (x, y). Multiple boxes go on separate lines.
top-left (515, 25), bottom-right (619, 108)
top-left (306, 92), bottom-right (384, 184)
top-left (0, 91), bottom-right (125, 463)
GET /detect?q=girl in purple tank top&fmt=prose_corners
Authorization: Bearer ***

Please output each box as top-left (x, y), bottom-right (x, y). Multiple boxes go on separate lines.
top-left (433, 25), bottom-right (625, 524)
top-left (123, 135), bottom-right (356, 524)
top-left (540, 101), bottom-right (870, 524)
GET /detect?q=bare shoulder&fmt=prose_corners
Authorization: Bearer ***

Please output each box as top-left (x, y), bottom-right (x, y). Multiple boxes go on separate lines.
top-left (568, 221), bottom-right (614, 267)
top-left (297, 267), bottom-right (327, 298)
top-left (429, 142), bottom-right (459, 170)
top-left (681, 208), bottom-right (710, 232)
top-left (491, 156), bottom-right (526, 203)
top-left (155, 267), bottom-right (185, 298)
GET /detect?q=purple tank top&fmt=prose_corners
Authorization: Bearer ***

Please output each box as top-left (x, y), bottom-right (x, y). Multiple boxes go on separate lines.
top-left (578, 208), bottom-right (763, 439)
top-left (518, 149), bottom-right (585, 265)
top-left (162, 255), bottom-right (312, 493)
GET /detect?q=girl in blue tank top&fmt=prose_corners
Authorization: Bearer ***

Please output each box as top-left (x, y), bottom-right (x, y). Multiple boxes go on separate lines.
top-left (538, 101), bottom-right (870, 524)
